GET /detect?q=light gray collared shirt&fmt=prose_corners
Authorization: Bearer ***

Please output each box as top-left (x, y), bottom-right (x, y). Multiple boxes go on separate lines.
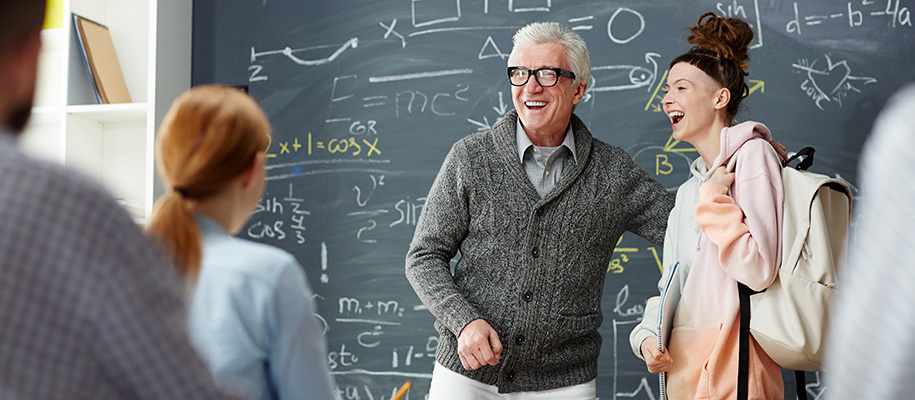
top-left (517, 121), bottom-right (577, 197)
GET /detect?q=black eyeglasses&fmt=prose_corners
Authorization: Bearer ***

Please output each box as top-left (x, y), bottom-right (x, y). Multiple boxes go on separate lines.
top-left (507, 66), bottom-right (576, 87)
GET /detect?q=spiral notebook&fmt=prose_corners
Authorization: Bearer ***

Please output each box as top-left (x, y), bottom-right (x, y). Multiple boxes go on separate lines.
top-left (657, 262), bottom-right (680, 400)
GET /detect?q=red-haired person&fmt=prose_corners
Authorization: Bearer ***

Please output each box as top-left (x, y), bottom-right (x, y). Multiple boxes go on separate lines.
top-left (630, 13), bottom-right (785, 400)
top-left (147, 85), bottom-right (340, 400)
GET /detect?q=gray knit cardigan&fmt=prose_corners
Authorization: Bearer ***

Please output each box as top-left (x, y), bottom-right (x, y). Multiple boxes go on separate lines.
top-left (405, 110), bottom-right (674, 393)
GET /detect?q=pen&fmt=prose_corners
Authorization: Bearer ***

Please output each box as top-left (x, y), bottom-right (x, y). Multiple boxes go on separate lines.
top-left (391, 381), bottom-right (412, 400)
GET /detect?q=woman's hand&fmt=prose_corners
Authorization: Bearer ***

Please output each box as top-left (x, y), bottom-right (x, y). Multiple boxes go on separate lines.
top-left (768, 140), bottom-right (788, 164)
top-left (640, 337), bottom-right (673, 373)
top-left (709, 166), bottom-right (735, 188)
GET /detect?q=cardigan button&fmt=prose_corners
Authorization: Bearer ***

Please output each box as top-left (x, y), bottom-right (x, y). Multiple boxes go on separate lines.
top-left (515, 335), bottom-right (525, 345)
top-left (531, 247), bottom-right (540, 258)
top-left (536, 208), bottom-right (544, 217)
top-left (522, 291), bottom-right (533, 302)
top-left (506, 371), bottom-right (516, 381)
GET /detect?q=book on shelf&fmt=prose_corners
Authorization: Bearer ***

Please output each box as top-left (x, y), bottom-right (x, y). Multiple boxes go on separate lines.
top-left (72, 14), bottom-right (132, 104)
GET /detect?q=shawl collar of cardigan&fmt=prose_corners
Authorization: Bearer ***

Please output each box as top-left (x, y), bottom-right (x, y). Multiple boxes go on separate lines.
top-left (491, 110), bottom-right (594, 203)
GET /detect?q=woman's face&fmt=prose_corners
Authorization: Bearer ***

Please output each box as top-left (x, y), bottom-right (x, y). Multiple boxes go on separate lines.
top-left (661, 62), bottom-right (727, 145)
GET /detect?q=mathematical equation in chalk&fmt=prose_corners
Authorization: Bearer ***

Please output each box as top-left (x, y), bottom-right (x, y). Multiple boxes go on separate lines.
top-left (245, 179), bottom-right (422, 246)
top-left (787, 0), bottom-right (912, 35)
top-left (327, 74), bottom-right (474, 123)
top-left (322, 296), bottom-right (437, 373)
top-left (608, 236), bottom-right (662, 276)
top-left (266, 132), bottom-right (382, 159)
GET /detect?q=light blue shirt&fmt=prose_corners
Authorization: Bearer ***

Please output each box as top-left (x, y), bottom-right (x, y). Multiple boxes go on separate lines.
top-left (188, 216), bottom-right (340, 400)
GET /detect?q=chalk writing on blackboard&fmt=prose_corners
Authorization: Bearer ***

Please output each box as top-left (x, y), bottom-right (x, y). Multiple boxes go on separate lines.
top-left (479, 36), bottom-right (509, 59)
top-left (613, 285), bottom-right (645, 317)
top-left (380, 19), bottom-right (407, 48)
top-left (249, 38), bottom-right (360, 83)
top-left (792, 55), bottom-right (877, 110)
top-left (611, 318), bottom-right (658, 397)
top-left (589, 52), bottom-right (661, 95)
top-left (800, 372), bottom-right (827, 398)
top-left (480, 0), bottom-right (554, 14)
top-left (569, 16), bottom-right (594, 31)
top-left (412, 0), bottom-right (461, 27)
top-left (328, 74), bottom-right (473, 122)
top-left (787, 0), bottom-right (912, 35)
top-left (320, 242), bottom-right (329, 283)
top-left (607, 8), bottom-right (645, 44)
top-left (716, 0), bottom-right (764, 49)
top-left (195, 0), bottom-right (915, 397)
top-left (392, 339), bottom-right (437, 368)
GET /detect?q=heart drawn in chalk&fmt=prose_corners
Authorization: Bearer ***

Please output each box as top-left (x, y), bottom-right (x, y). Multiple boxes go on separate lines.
top-left (807, 55), bottom-right (851, 97)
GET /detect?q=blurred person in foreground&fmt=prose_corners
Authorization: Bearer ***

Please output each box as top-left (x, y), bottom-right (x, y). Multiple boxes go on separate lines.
top-left (825, 84), bottom-right (915, 399)
top-left (0, 1), bottom-right (237, 398)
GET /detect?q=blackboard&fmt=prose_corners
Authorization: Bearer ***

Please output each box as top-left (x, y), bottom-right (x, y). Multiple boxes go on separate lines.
top-left (191, 1), bottom-right (913, 398)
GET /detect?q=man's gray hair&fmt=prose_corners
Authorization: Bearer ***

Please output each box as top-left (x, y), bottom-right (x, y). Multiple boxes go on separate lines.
top-left (508, 22), bottom-right (591, 87)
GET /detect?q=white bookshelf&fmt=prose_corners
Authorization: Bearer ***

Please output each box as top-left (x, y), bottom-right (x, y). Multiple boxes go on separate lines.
top-left (21, 0), bottom-right (191, 224)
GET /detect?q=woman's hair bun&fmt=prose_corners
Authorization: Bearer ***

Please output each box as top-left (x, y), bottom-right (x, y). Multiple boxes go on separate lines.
top-left (687, 11), bottom-right (753, 71)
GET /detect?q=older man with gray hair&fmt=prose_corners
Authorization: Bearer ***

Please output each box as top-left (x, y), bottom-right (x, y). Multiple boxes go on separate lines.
top-left (406, 22), bottom-right (674, 399)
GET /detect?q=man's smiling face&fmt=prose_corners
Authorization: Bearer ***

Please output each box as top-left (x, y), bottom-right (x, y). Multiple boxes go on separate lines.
top-left (509, 41), bottom-right (586, 142)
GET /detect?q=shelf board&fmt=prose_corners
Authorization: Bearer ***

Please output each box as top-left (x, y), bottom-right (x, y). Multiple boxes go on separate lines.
top-left (30, 106), bottom-right (63, 119)
top-left (67, 102), bottom-right (149, 123)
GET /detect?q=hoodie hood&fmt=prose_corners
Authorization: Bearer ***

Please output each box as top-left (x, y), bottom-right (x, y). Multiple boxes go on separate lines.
top-left (689, 155), bottom-right (710, 183)
top-left (708, 121), bottom-right (772, 173)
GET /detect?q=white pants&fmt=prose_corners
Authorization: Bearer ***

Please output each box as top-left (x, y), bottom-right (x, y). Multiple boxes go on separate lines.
top-left (427, 362), bottom-right (596, 400)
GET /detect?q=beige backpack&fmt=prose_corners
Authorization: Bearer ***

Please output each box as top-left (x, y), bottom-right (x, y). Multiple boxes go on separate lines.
top-left (729, 143), bottom-right (853, 370)
top-left (747, 145), bottom-right (852, 371)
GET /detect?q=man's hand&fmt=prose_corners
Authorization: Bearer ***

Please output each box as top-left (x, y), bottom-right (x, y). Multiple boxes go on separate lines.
top-left (640, 338), bottom-right (673, 373)
top-left (457, 319), bottom-right (503, 370)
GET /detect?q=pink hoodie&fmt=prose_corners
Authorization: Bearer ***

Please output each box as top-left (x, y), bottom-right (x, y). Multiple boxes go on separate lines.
top-left (666, 121), bottom-right (784, 400)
